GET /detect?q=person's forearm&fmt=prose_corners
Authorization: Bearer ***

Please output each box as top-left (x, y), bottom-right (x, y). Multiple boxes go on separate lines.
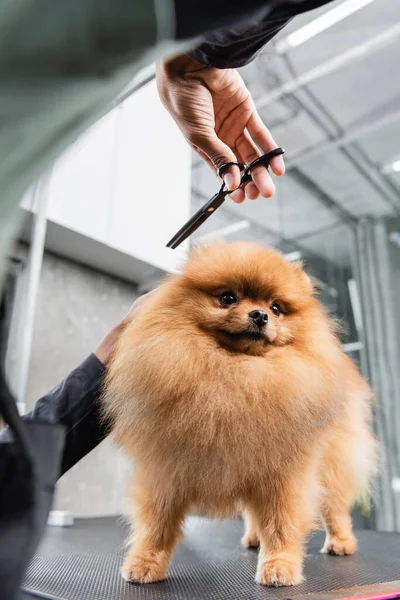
top-left (23, 353), bottom-right (107, 475)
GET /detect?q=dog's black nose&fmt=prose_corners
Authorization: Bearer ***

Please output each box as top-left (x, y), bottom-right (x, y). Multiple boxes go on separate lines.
top-left (249, 310), bottom-right (268, 328)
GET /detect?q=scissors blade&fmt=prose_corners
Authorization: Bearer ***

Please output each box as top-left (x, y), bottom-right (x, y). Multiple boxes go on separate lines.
top-left (166, 186), bottom-right (227, 249)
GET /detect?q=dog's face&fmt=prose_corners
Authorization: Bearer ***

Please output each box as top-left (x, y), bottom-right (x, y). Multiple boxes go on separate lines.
top-left (176, 243), bottom-right (319, 356)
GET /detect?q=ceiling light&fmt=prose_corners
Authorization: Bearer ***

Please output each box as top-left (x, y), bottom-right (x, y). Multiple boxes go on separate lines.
top-left (381, 157), bottom-right (400, 174)
top-left (277, 0), bottom-right (375, 52)
top-left (391, 159), bottom-right (400, 172)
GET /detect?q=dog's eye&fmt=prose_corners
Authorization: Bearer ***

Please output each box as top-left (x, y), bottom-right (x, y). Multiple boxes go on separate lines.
top-left (270, 302), bottom-right (281, 317)
top-left (219, 292), bottom-right (238, 306)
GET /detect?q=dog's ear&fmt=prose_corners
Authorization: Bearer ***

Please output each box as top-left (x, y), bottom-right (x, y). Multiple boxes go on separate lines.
top-left (291, 260), bottom-right (314, 293)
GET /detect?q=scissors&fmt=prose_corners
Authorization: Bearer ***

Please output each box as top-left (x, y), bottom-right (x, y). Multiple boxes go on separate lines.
top-left (166, 147), bottom-right (285, 249)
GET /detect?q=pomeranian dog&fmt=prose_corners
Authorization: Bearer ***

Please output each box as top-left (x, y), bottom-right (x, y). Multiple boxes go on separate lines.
top-left (102, 242), bottom-right (377, 587)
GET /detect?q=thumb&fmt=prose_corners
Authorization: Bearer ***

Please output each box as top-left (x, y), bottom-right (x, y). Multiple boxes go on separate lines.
top-left (194, 133), bottom-right (242, 192)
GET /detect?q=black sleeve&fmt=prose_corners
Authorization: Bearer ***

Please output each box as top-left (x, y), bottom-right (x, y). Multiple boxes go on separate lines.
top-left (174, 0), bottom-right (334, 69)
top-left (24, 353), bottom-right (108, 475)
top-left (187, 15), bottom-right (290, 69)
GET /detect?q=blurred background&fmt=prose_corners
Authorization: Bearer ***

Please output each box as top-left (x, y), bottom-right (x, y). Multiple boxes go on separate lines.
top-left (1, 0), bottom-right (400, 531)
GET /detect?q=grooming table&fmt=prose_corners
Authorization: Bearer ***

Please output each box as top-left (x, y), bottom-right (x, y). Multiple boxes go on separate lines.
top-left (23, 517), bottom-right (400, 600)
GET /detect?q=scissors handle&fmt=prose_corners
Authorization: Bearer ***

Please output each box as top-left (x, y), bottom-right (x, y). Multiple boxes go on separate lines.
top-left (240, 147), bottom-right (285, 185)
top-left (217, 161), bottom-right (245, 179)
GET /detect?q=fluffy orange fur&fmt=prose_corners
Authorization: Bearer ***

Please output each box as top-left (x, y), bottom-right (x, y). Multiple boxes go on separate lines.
top-left (103, 242), bottom-right (377, 587)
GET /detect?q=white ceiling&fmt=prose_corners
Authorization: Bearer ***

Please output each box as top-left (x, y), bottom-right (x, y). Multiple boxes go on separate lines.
top-left (191, 0), bottom-right (400, 267)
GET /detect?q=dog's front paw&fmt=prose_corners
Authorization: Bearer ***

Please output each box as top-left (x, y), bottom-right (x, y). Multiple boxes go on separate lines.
top-left (241, 532), bottom-right (260, 549)
top-left (121, 550), bottom-right (169, 583)
top-left (256, 555), bottom-right (304, 587)
top-left (321, 535), bottom-right (357, 556)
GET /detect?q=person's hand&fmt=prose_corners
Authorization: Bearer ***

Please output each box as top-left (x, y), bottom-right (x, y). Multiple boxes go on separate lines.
top-left (156, 54), bottom-right (285, 204)
top-left (95, 292), bottom-right (154, 366)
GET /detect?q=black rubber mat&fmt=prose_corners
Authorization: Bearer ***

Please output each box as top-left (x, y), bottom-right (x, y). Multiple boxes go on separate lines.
top-left (23, 517), bottom-right (400, 600)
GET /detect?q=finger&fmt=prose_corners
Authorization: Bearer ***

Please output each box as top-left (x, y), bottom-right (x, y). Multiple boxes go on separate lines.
top-left (232, 146), bottom-right (260, 200)
top-left (236, 130), bottom-right (276, 198)
top-left (229, 188), bottom-right (246, 203)
top-left (247, 112), bottom-right (285, 176)
top-left (193, 146), bottom-right (244, 203)
top-left (246, 182), bottom-right (260, 200)
top-left (193, 146), bottom-right (245, 203)
top-left (226, 148), bottom-right (246, 203)
top-left (191, 132), bottom-right (242, 191)
top-left (221, 163), bottom-right (242, 193)
top-left (227, 149), bottom-right (261, 202)
top-left (124, 290), bottom-right (155, 322)
top-left (248, 164), bottom-right (275, 198)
